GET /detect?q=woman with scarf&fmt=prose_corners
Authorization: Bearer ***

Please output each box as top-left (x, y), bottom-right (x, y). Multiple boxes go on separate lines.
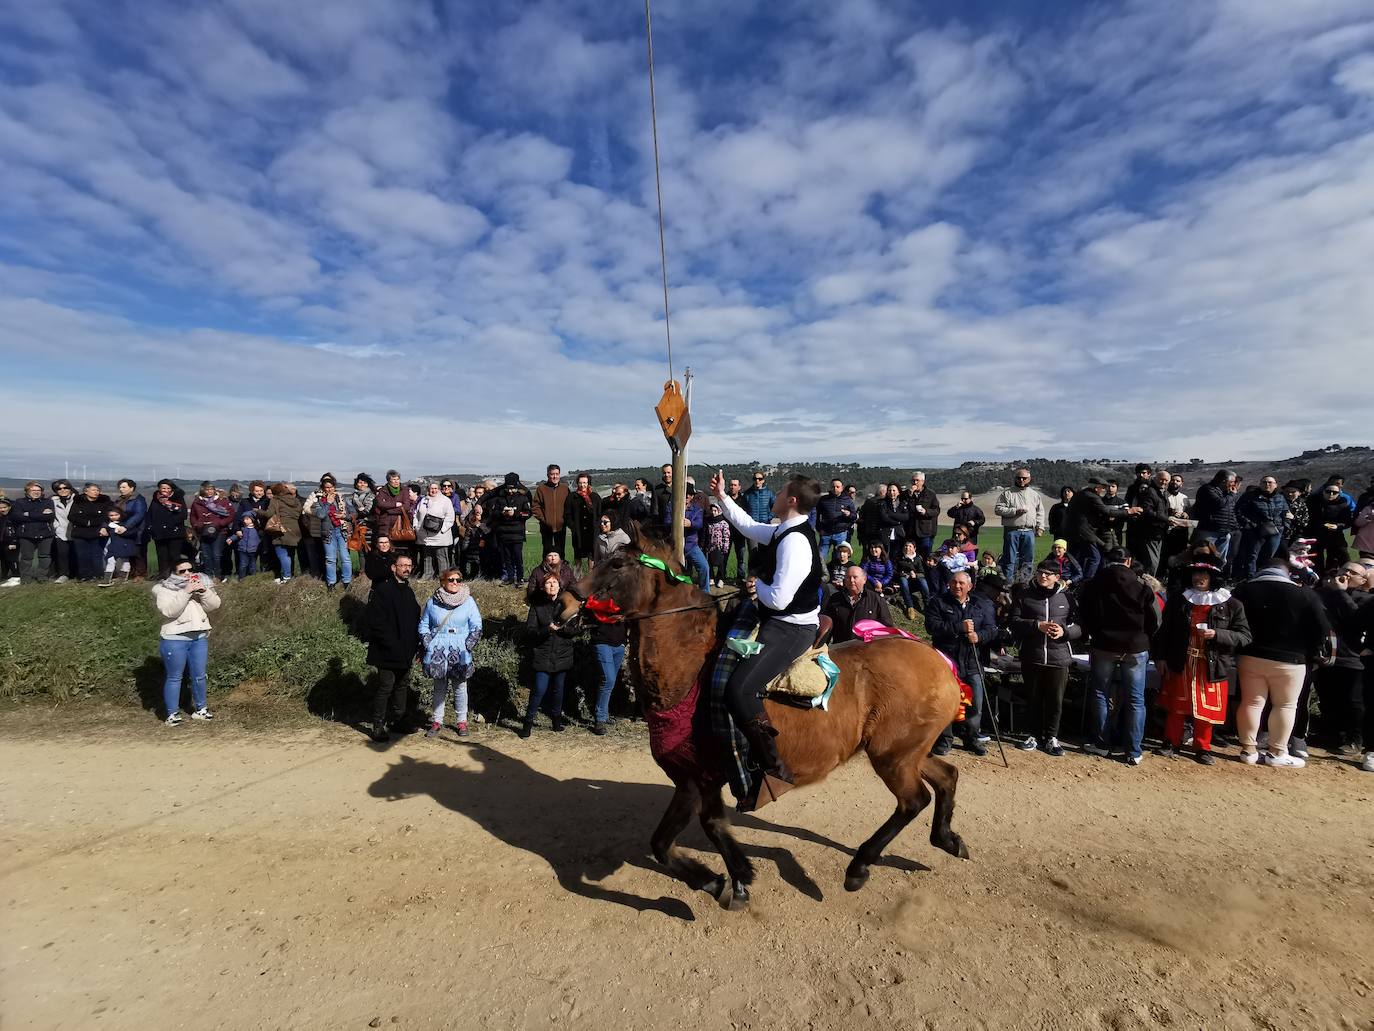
top-left (189, 483), bottom-right (234, 581)
top-left (564, 472), bottom-right (602, 577)
top-left (520, 574), bottom-right (577, 738)
top-left (152, 557), bottom-right (221, 726)
top-left (420, 569), bottom-right (483, 739)
top-left (313, 476), bottom-right (356, 590)
top-left (146, 480), bottom-right (189, 578)
top-left (372, 470), bottom-right (419, 560)
top-left (1154, 559), bottom-right (1252, 764)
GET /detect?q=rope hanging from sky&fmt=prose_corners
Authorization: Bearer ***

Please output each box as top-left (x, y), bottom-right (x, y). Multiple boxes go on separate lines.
top-left (643, 0), bottom-right (674, 383)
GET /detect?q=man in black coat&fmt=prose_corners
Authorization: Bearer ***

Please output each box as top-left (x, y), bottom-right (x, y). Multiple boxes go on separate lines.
top-left (485, 473), bottom-right (533, 584)
top-left (926, 570), bottom-right (997, 756)
top-left (1065, 477), bottom-right (1111, 581)
top-left (905, 472), bottom-right (940, 558)
top-left (366, 553), bottom-right (422, 742)
top-left (1125, 468), bottom-right (1171, 576)
top-left (822, 565), bottom-right (894, 643)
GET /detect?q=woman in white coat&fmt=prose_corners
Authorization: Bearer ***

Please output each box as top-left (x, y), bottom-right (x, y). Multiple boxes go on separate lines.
top-left (414, 482), bottom-right (455, 581)
top-left (152, 559), bottom-right (221, 726)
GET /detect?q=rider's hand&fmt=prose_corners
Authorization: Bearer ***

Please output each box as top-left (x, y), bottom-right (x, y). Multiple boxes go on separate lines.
top-left (709, 469), bottom-right (726, 500)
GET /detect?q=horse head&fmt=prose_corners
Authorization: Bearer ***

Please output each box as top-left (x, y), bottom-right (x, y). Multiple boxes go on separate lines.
top-left (558, 521), bottom-right (696, 629)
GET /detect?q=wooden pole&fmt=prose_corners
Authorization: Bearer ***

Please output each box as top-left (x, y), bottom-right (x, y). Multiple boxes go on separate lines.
top-left (671, 449), bottom-right (686, 565)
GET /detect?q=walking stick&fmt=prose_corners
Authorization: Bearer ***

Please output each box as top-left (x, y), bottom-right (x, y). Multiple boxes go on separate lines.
top-left (970, 642), bottom-right (1010, 768)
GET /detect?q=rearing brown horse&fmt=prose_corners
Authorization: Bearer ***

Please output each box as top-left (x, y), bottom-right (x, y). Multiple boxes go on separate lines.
top-left (560, 530), bottom-right (969, 910)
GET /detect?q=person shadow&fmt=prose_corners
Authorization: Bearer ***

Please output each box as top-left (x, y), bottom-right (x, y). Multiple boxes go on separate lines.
top-left (366, 744), bottom-right (873, 918)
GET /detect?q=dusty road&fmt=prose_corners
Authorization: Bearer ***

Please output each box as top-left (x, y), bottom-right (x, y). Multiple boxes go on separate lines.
top-left (3, 715), bottom-right (1373, 1030)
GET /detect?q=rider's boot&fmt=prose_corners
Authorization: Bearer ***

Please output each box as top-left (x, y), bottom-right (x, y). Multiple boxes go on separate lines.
top-left (738, 715), bottom-right (795, 812)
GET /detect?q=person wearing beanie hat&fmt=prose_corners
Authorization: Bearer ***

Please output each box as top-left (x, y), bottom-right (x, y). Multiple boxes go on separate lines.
top-left (485, 473), bottom-right (533, 584)
top-left (1046, 538), bottom-right (1083, 586)
top-left (1010, 559), bottom-right (1082, 756)
top-left (1154, 560), bottom-right (1252, 764)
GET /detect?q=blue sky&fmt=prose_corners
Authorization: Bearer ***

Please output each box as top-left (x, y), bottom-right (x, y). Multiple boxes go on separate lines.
top-left (1, 0), bottom-right (1372, 479)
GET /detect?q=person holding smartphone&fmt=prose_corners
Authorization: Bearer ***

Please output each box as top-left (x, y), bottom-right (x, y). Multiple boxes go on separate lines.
top-left (153, 559), bottom-right (221, 726)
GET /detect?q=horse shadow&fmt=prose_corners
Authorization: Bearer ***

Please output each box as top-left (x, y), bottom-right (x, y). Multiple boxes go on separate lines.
top-left (366, 744), bottom-right (861, 918)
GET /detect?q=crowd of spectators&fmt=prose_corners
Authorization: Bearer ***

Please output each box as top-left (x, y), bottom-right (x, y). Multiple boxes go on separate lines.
top-left (3, 462), bottom-right (1371, 774)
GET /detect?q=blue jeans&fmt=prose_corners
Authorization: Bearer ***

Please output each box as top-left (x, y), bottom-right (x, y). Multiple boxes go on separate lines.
top-left (199, 533), bottom-right (225, 577)
top-left (684, 543), bottom-right (710, 588)
top-left (1074, 542), bottom-right (1102, 582)
top-left (236, 552), bottom-right (258, 579)
top-left (593, 643), bottom-right (625, 723)
top-left (898, 575), bottom-right (929, 610)
top-left (1087, 649), bottom-right (1148, 759)
top-left (274, 544), bottom-right (295, 580)
top-left (1001, 528), bottom-right (1035, 583)
top-left (913, 534), bottom-right (934, 560)
top-left (819, 532), bottom-right (848, 562)
top-left (1238, 529), bottom-right (1280, 579)
top-left (526, 670), bottom-right (566, 722)
top-left (1191, 529), bottom-right (1231, 564)
top-left (160, 634), bottom-right (208, 716)
top-left (322, 527), bottom-right (352, 585)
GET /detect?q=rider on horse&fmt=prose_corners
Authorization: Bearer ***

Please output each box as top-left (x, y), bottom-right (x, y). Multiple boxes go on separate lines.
top-left (709, 469), bottom-right (825, 810)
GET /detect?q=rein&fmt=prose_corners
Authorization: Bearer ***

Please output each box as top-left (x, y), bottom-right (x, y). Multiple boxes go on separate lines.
top-left (583, 551), bottom-right (741, 623)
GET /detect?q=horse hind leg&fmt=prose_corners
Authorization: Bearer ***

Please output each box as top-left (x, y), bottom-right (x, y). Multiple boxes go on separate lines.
top-left (845, 758), bottom-right (932, 892)
top-left (651, 781), bottom-right (723, 894)
top-left (698, 785), bottom-right (756, 910)
top-left (922, 755), bottom-right (969, 860)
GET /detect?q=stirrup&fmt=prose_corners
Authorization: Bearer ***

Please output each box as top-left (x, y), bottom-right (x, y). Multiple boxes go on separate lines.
top-left (737, 770), bottom-right (795, 813)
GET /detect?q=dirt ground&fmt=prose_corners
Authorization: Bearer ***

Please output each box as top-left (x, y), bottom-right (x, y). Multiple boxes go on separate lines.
top-left (3, 710), bottom-right (1373, 1031)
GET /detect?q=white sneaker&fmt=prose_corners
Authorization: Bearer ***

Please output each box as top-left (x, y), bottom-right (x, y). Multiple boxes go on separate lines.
top-left (165, 712), bottom-right (184, 727)
top-left (1362, 752), bottom-right (1374, 773)
top-left (190, 708), bottom-right (214, 721)
top-left (975, 734), bottom-right (991, 745)
top-left (1, 577), bottom-right (19, 587)
top-left (54, 575), bottom-right (69, 584)
top-left (1263, 752), bottom-right (1305, 768)
top-left (1018, 736), bottom-right (1038, 752)
top-left (1240, 750), bottom-right (1260, 764)
top-left (1126, 754), bottom-right (1144, 766)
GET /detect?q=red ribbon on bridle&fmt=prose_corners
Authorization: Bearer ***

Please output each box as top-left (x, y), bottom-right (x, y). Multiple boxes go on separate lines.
top-left (584, 595), bottom-right (624, 623)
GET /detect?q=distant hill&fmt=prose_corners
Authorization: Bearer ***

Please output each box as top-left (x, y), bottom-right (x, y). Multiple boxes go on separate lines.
top-left (573, 445), bottom-right (1374, 496)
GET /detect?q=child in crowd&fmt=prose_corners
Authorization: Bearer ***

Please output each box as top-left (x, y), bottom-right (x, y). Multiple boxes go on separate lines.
top-left (705, 500), bottom-right (733, 587)
top-left (861, 542), bottom-right (895, 592)
top-left (99, 505), bottom-right (139, 586)
top-left (977, 551), bottom-right (1000, 580)
top-left (230, 514), bottom-right (262, 580)
top-left (894, 539), bottom-right (930, 617)
top-left (827, 541), bottom-right (854, 589)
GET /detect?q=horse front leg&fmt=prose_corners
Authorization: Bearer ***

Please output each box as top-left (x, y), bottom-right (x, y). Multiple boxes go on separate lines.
top-left (698, 783), bottom-right (756, 910)
top-left (651, 781), bottom-right (723, 895)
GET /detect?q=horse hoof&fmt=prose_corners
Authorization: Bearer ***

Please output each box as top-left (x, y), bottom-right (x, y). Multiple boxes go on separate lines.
top-left (725, 881), bottom-right (750, 911)
top-left (844, 868), bottom-right (869, 892)
top-left (950, 835), bottom-right (970, 860)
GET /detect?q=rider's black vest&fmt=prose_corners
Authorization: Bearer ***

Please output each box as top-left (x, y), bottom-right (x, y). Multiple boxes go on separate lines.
top-left (749, 520), bottom-right (825, 617)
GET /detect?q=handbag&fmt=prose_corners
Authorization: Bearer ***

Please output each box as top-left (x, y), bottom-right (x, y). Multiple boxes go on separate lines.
top-left (390, 506), bottom-right (416, 543)
top-left (264, 514), bottom-right (285, 537)
top-left (422, 513), bottom-right (444, 533)
top-left (422, 605), bottom-right (461, 678)
top-left (347, 519), bottom-right (369, 554)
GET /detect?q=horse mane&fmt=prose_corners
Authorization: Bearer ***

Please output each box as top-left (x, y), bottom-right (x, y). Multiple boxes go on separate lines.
top-left (627, 521), bottom-right (691, 579)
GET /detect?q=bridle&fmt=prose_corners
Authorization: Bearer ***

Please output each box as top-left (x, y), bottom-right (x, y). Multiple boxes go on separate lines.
top-left (573, 552), bottom-right (740, 624)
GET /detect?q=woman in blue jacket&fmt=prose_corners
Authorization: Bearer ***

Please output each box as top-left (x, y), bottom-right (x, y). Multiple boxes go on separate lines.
top-left (419, 569), bottom-right (482, 739)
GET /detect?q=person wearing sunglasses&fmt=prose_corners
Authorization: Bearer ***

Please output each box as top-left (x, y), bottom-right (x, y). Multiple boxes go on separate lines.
top-left (740, 472), bottom-right (778, 571)
top-left (153, 560), bottom-right (221, 726)
top-left (421, 569), bottom-right (482, 739)
top-left (1308, 479), bottom-right (1353, 571)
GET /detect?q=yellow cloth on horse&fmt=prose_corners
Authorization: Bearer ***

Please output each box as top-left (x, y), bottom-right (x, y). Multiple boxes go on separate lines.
top-left (729, 625), bottom-right (837, 702)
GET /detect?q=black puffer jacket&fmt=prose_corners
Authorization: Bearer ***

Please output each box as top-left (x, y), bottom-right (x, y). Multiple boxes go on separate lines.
top-left (1077, 563), bottom-right (1160, 653)
top-left (1155, 591), bottom-right (1251, 680)
top-left (10, 496), bottom-right (56, 541)
top-left (69, 494), bottom-right (114, 540)
top-left (815, 493), bottom-right (857, 536)
top-left (1192, 483), bottom-right (1238, 533)
top-left (1009, 582), bottom-right (1081, 668)
top-left (487, 481), bottom-right (533, 543)
top-left (527, 599), bottom-right (575, 673)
